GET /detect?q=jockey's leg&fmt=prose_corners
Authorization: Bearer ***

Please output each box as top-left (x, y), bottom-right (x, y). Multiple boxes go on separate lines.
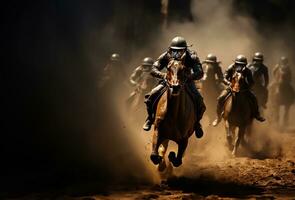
top-left (212, 88), bottom-right (231, 126)
top-left (143, 83), bottom-right (165, 131)
top-left (248, 91), bottom-right (265, 122)
top-left (187, 82), bottom-right (206, 139)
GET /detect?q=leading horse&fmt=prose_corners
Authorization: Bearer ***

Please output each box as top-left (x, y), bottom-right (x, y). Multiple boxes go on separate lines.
top-left (223, 70), bottom-right (254, 156)
top-left (150, 59), bottom-right (196, 169)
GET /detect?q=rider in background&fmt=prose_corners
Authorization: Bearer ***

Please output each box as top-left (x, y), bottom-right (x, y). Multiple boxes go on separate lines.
top-left (143, 36), bottom-right (206, 139)
top-left (129, 57), bottom-right (156, 88)
top-left (247, 52), bottom-right (269, 108)
top-left (99, 53), bottom-right (127, 88)
top-left (202, 53), bottom-right (224, 89)
top-left (127, 57), bottom-right (157, 102)
top-left (273, 56), bottom-right (292, 83)
top-left (212, 55), bottom-right (265, 126)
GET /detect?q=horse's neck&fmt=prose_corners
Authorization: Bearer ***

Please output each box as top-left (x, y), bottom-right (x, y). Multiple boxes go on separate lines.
top-left (166, 88), bottom-right (187, 119)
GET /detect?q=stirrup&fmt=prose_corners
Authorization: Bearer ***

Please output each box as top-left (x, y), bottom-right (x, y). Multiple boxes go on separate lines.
top-left (143, 119), bottom-right (153, 131)
top-left (255, 115), bottom-right (265, 122)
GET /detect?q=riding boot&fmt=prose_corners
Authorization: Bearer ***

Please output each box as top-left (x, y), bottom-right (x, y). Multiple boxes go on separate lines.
top-left (249, 91), bottom-right (265, 122)
top-left (188, 82), bottom-right (206, 138)
top-left (143, 98), bottom-right (154, 131)
top-left (194, 102), bottom-right (205, 138)
top-left (212, 89), bottom-right (230, 126)
top-left (143, 117), bottom-right (153, 131)
top-left (142, 83), bottom-right (165, 131)
top-left (212, 100), bottom-right (223, 127)
top-left (194, 97), bottom-right (206, 138)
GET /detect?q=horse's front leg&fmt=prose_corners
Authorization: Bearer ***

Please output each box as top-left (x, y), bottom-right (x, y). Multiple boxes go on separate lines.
top-left (232, 126), bottom-right (245, 156)
top-left (225, 121), bottom-right (234, 151)
top-left (150, 128), bottom-right (164, 165)
top-left (168, 139), bottom-right (188, 167)
top-left (158, 140), bottom-right (169, 172)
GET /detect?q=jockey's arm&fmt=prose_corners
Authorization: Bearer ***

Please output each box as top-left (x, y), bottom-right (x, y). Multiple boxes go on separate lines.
top-left (129, 66), bottom-right (142, 86)
top-left (189, 54), bottom-right (204, 80)
top-left (245, 68), bottom-right (254, 88)
top-left (223, 65), bottom-right (233, 86)
top-left (151, 53), bottom-right (169, 79)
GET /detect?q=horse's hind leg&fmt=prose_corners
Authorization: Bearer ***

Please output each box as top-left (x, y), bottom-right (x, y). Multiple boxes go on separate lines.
top-left (168, 139), bottom-right (188, 167)
top-left (150, 129), bottom-right (165, 165)
top-left (225, 121), bottom-right (234, 151)
top-left (232, 127), bottom-right (245, 156)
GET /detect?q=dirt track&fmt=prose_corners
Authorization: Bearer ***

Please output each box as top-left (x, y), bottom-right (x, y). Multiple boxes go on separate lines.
top-left (6, 105), bottom-right (295, 200)
top-left (12, 128), bottom-right (295, 200)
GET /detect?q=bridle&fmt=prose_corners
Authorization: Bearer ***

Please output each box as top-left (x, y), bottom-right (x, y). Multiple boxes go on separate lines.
top-left (165, 59), bottom-right (188, 95)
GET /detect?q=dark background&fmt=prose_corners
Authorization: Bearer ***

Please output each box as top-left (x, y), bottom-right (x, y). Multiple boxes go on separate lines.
top-left (2, 0), bottom-right (295, 197)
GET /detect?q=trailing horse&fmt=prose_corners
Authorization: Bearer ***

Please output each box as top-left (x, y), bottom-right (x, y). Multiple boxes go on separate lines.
top-left (223, 71), bottom-right (254, 156)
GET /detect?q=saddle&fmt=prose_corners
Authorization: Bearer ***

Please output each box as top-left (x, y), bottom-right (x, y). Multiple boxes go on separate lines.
top-left (148, 83), bottom-right (197, 117)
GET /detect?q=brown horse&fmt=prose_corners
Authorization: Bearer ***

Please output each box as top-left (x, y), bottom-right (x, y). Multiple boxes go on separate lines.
top-left (223, 71), bottom-right (254, 156)
top-left (150, 59), bottom-right (196, 169)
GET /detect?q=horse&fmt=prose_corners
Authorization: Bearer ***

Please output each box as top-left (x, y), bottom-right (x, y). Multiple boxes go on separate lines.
top-left (223, 71), bottom-right (254, 156)
top-left (149, 59), bottom-right (196, 170)
top-left (201, 63), bottom-right (224, 122)
top-left (269, 68), bottom-right (295, 128)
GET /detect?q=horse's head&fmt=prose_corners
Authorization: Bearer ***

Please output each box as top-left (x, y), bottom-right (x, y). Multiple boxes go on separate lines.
top-left (166, 59), bottom-right (189, 96)
top-left (231, 67), bottom-right (245, 92)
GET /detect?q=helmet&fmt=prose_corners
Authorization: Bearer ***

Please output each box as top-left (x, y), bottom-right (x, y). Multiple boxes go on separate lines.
top-left (234, 54), bottom-right (247, 65)
top-left (280, 56), bottom-right (288, 65)
top-left (253, 52), bottom-right (264, 61)
top-left (110, 53), bottom-right (120, 61)
top-left (205, 53), bottom-right (217, 63)
top-left (170, 36), bottom-right (188, 50)
top-left (142, 57), bottom-right (154, 66)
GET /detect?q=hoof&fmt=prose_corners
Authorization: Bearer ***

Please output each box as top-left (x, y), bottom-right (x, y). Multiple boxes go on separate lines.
top-left (168, 152), bottom-right (182, 167)
top-left (168, 152), bottom-right (176, 162)
top-left (231, 148), bottom-right (237, 157)
top-left (226, 136), bottom-right (233, 151)
top-left (150, 153), bottom-right (162, 165)
top-left (172, 159), bottom-right (182, 167)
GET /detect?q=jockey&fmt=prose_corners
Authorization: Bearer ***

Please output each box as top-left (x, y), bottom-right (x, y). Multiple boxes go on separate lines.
top-left (129, 57), bottom-right (155, 87)
top-left (202, 53), bottom-right (224, 87)
top-left (247, 52), bottom-right (269, 108)
top-left (143, 36), bottom-right (206, 139)
top-left (273, 56), bottom-right (292, 83)
top-left (99, 53), bottom-right (127, 87)
top-left (212, 55), bottom-right (265, 126)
